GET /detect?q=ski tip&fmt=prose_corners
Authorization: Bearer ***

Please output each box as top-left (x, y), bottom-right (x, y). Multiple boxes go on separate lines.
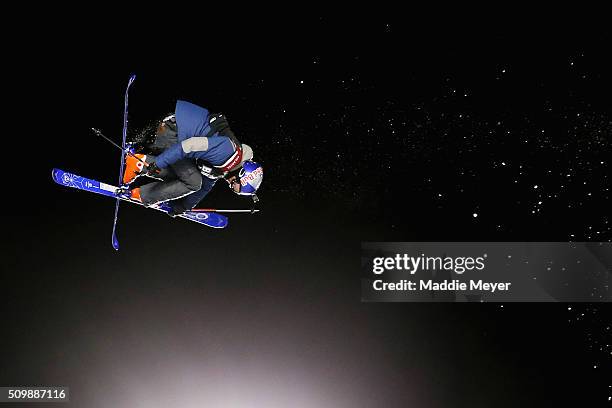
top-left (112, 235), bottom-right (119, 251)
top-left (51, 168), bottom-right (62, 183)
top-left (128, 73), bottom-right (136, 83)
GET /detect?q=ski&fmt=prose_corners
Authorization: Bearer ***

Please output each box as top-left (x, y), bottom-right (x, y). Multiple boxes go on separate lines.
top-left (190, 208), bottom-right (260, 213)
top-left (111, 74), bottom-right (137, 250)
top-left (52, 168), bottom-right (228, 229)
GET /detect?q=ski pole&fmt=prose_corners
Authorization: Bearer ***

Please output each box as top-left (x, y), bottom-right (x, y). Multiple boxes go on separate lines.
top-left (91, 127), bottom-right (150, 167)
top-left (190, 209), bottom-right (260, 213)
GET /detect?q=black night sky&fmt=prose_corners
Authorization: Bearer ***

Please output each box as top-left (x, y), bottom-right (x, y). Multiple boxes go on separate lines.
top-left (3, 17), bottom-right (611, 407)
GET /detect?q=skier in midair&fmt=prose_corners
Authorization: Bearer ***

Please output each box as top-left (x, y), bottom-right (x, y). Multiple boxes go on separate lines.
top-left (121, 100), bottom-right (262, 215)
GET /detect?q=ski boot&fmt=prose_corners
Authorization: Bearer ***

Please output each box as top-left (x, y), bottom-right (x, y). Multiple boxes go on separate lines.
top-left (116, 186), bottom-right (141, 202)
top-left (123, 153), bottom-right (148, 184)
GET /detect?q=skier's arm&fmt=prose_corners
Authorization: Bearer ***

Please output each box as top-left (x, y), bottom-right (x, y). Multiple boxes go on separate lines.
top-left (154, 137), bottom-right (210, 168)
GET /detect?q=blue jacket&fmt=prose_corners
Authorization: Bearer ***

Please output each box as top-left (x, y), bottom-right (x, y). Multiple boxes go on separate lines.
top-left (155, 100), bottom-right (238, 169)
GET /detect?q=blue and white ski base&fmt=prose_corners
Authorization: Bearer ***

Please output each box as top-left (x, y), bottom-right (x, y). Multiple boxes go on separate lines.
top-left (52, 168), bottom-right (228, 229)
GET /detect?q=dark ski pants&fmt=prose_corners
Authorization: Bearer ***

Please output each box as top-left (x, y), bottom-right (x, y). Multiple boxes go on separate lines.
top-left (180, 176), bottom-right (216, 210)
top-left (139, 158), bottom-right (203, 206)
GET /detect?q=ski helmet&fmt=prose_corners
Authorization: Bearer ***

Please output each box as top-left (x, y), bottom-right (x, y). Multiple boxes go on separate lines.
top-left (231, 160), bottom-right (263, 196)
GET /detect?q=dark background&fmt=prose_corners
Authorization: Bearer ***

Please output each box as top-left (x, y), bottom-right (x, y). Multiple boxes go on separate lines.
top-left (2, 17), bottom-right (611, 407)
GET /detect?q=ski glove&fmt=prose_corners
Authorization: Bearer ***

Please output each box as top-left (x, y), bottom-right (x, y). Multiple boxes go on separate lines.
top-left (145, 162), bottom-right (162, 176)
top-left (208, 113), bottom-right (230, 134)
top-left (208, 113), bottom-right (242, 148)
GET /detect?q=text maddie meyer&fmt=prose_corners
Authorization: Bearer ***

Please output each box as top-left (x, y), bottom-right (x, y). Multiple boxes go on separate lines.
top-left (372, 279), bottom-right (511, 292)
top-left (372, 254), bottom-right (486, 275)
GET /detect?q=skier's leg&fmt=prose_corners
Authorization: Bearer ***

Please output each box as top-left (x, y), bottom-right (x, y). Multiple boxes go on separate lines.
top-left (171, 177), bottom-right (217, 213)
top-left (138, 159), bottom-right (202, 206)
